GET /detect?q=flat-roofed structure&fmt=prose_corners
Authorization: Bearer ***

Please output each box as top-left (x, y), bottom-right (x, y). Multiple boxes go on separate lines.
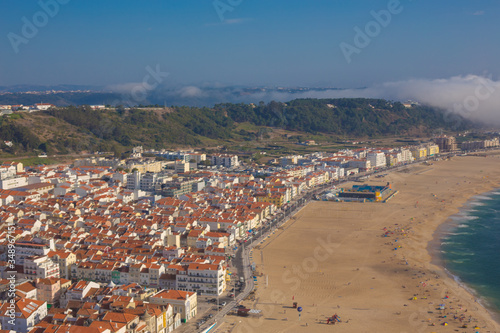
top-left (337, 183), bottom-right (392, 202)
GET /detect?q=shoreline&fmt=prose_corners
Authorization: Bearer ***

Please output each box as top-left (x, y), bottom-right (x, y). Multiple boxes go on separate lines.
top-left (429, 188), bottom-right (500, 325)
top-left (223, 153), bottom-right (500, 332)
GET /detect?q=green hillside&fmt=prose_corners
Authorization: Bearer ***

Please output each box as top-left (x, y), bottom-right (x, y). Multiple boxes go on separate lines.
top-left (0, 99), bottom-right (472, 156)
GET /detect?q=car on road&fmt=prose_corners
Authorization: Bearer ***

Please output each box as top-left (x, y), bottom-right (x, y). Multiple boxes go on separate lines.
top-left (221, 301), bottom-right (227, 306)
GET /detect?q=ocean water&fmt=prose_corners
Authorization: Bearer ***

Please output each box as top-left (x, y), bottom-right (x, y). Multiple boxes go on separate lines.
top-left (440, 190), bottom-right (500, 314)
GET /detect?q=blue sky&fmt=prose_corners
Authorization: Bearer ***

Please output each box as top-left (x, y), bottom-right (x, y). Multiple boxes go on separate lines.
top-left (0, 0), bottom-right (499, 88)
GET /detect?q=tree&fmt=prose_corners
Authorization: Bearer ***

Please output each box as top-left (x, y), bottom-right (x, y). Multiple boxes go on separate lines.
top-left (38, 142), bottom-right (49, 153)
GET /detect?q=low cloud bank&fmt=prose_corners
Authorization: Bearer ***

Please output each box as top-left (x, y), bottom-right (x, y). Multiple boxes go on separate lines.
top-left (108, 75), bottom-right (500, 126)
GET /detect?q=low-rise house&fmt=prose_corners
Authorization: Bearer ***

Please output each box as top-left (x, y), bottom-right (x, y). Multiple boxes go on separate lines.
top-left (0, 298), bottom-right (47, 333)
top-left (36, 277), bottom-right (61, 305)
top-left (149, 289), bottom-right (197, 322)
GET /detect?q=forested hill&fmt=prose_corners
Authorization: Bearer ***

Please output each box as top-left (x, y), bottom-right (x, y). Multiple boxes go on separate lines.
top-left (0, 98), bottom-right (471, 155)
top-left (216, 98), bottom-right (466, 136)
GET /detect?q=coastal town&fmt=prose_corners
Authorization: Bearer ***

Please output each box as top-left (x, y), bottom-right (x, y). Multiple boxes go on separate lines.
top-left (0, 134), bottom-right (499, 333)
top-left (3, 1), bottom-right (500, 331)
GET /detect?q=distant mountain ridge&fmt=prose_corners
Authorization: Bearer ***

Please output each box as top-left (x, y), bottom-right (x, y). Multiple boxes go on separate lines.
top-left (0, 85), bottom-right (354, 107)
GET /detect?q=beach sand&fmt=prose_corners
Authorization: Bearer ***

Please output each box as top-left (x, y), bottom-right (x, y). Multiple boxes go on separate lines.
top-left (223, 153), bottom-right (500, 333)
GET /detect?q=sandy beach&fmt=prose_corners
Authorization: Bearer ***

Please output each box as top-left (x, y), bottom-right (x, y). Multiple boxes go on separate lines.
top-left (220, 153), bottom-right (500, 333)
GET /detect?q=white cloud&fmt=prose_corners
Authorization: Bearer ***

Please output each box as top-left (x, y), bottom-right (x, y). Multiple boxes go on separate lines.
top-left (109, 75), bottom-right (500, 126)
top-left (252, 75), bottom-right (500, 125)
top-left (176, 86), bottom-right (208, 98)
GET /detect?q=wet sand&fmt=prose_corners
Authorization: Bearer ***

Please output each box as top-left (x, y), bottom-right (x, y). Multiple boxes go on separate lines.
top-left (224, 153), bottom-right (500, 333)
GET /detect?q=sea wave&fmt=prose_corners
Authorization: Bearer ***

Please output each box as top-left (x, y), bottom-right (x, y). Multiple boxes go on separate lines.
top-left (474, 195), bottom-right (494, 200)
top-left (460, 215), bottom-right (479, 221)
top-left (446, 251), bottom-right (475, 256)
top-left (443, 231), bottom-right (471, 236)
top-left (451, 259), bottom-right (470, 264)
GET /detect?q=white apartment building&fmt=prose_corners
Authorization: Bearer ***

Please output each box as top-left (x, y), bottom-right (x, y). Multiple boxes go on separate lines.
top-left (186, 153), bottom-right (206, 163)
top-left (23, 256), bottom-right (60, 279)
top-left (211, 154), bottom-right (239, 168)
top-left (112, 171), bottom-right (128, 184)
top-left (175, 160), bottom-right (190, 174)
top-left (0, 176), bottom-right (29, 190)
top-left (367, 151), bottom-right (387, 169)
top-left (140, 172), bottom-right (160, 192)
top-left (0, 164), bottom-right (17, 180)
top-left (15, 241), bottom-right (55, 265)
top-left (126, 171), bottom-right (141, 190)
top-left (127, 171), bottom-right (168, 192)
top-left (348, 159), bottom-right (371, 171)
top-left (176, 263), bottom-right (226, 296)
top-left (399, 148), bottom-right (413, 163)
